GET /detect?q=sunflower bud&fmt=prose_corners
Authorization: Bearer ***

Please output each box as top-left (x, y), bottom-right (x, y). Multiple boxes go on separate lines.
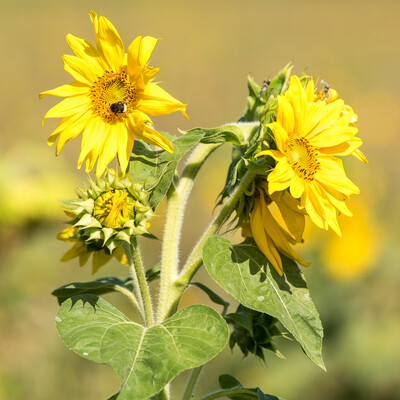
top-left (57, 169), bottom-right (154, 272)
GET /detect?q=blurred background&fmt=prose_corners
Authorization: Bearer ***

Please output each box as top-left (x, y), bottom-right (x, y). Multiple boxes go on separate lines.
top-left (0, 0), bottom-right (399, 399)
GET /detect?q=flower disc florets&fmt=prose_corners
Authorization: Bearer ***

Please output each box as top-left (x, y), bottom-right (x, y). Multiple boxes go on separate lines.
top-left (60, 169), bottom-right (154, 260)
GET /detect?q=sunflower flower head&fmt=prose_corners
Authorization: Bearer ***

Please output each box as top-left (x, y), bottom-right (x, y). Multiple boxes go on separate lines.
top-left (58, 169), bottom-right (154, 273)
top-left (40, 11), bottom-right (188, 177)
top-left (244, 184), bottom-right (309, 276)
top-left (255, 75), bottom-right (366, 236)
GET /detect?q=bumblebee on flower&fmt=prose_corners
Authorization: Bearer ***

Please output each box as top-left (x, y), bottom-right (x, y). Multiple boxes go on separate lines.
top-left (40, 11), bottom-right (188, 177)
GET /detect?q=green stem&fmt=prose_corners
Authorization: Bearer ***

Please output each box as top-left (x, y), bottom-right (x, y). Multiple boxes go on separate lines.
top-left (159, 169), bottom-right (255, 321)
top-left (123, 239), bottom-right (154, 326)
top-left (151, 386), bottom-right (169, 400)
top-left (157, 143), bottom-right (221, 323)
top-left (181, 366), bottom-right (203, 400)
top-left (198, 388), bottom-right (257, 400)
top-left (112, 284), bottom-right (144, 320)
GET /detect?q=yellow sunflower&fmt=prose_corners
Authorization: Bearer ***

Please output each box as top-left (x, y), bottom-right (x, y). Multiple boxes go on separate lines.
top-left (256, 75), bottom-right (363, 235)
top-left (40, 11), bottom-right (188, 176)
top-left (245, 187), bottom-right (309, 276)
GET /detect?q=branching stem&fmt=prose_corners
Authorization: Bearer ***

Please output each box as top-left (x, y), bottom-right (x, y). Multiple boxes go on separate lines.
top-left (157, 143), bottom-right (221, 323)
top-left (158, 169), bottom-right (255, 321)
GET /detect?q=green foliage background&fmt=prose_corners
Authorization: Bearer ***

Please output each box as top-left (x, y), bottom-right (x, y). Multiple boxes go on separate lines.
top-left (0, 0), bottom-right (399, 399)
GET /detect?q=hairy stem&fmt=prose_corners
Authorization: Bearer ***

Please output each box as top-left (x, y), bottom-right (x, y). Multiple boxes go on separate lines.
top-left (112, 284), bottom-right (144, 321)
top-left (157, 143), bottom-right (221, 323)
top-left (181, 366), bottom-right (204, 400)
top-left (123, 239), bottom-right (154, 326)
top-left (158, 170), bottom-right (255, 321)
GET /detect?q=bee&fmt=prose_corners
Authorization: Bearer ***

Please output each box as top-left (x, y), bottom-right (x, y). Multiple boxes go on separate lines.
top-left (321, 80), bottom-right (330, 95)
top-left (110, 102), bottom-right (127, 114)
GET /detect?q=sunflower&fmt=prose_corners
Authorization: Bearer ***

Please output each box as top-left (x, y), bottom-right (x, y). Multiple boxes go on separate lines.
top-left (58, 169), bottom-right (154, 273)
top-left (40, 11), bottom-right (187, 176)
top-left (256, 75), bottom-right (363, 235)
top-left (245, 187), bottom-right (309, 276)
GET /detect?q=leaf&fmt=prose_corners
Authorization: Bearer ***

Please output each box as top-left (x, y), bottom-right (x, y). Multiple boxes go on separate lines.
top-left (203, 236), bottom-right (325, 369)
top-left (146, 263), bottom-right (161, 282)
top-left (52, 277), bottom-right (132, 305)
top-left (56, 295), bottom-right (228, 400)
top-left (184, 125), bottom-right (244, 146)
top-left (192, 282), bottom-right (230, 316)
top-left (129, 130), bottom-right (204, 209)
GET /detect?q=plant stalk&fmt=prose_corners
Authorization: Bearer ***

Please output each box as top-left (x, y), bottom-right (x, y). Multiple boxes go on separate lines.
top-left (157, 143), bottom-right (221, 323)
top-left (123, 239), bottom-right (154, 326)
top-left (181, 366), bottom-right (204, 400)
top-left (158, 169), bottom-right (256, 321)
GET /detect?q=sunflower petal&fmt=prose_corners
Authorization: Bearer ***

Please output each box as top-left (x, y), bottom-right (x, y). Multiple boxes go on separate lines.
top-left (39, 81), bottom-right (90, 99)
top-left (140, 82), bottom-right (188, 119)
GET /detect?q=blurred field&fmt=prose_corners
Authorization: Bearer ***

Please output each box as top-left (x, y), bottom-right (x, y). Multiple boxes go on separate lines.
top-left (0, 0), bottom-right (399, 399)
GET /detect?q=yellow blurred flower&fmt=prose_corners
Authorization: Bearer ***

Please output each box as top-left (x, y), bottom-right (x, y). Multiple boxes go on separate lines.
top-left (246, 187), bottom-right (309, 276)
top-left (256, 75), bottom-right (364, 236)
top-left (321, 201), bottom-right (380, 282)
top-left (40, 11), bottom-right (187, 176)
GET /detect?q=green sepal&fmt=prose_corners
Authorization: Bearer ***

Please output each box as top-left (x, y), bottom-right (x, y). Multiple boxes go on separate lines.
top-left (56, 296), bottom-right (229, 400)
top-left (203, 236), bottom-right (325, 370)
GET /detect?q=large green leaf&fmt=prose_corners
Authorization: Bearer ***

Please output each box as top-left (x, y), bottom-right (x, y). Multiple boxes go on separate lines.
top-left (203, 237), bottom-right (325, 369)
top-left (129, 130), bottom-right (204, 209)
top-left (56, 295), bottom-right (228, 400)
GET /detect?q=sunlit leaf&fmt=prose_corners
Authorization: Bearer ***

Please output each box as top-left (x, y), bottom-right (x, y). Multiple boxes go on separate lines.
top-left (203, 237), bottom-right (325, 369)
top-left (56, 295), bottom-right (228, 400)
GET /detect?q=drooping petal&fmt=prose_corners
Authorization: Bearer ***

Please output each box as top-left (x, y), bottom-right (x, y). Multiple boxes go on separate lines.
top-left (250, 197), bottom-right (283, 275)
top-left (261, 199), bottom-right (310, 268)
top-left (271, 192), bottom-right (306, 243)
top-left (140, 82), bottom-right (188, 119)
